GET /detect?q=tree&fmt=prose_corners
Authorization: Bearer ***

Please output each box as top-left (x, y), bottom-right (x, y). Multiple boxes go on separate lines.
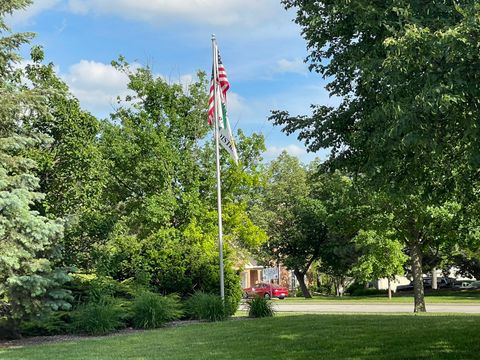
top-left (94, 59), bottom-right (266, 308)
top-left (441, 204), bottom-right (480, 280)
top-left (272, 0), bottom-right (480, 312)
top-left (20, 47), bottom-right (107, 270)
top-left (288, 198), bottom-right (328, 298)
top-left (353, 230), bottom-right (407, 299)
top-left (23, 48), bottom-right (105, 218)
top-left (310, 170), bottom-right (360, 296)
top-left (0, 136), bottom-right (71, 335)
top-left (449, 248), bottom-right (480, 280)
top-left (0, 0), bottom-right (70, 336)
top-left (258, 154), bottom-right (364, 298)
top-left (258, 153), bottom-right (334, 298)
top-left (257, 152), bottom-right (315, 297)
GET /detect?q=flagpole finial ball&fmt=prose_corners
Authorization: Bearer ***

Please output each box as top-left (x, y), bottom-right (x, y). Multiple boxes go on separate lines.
top-left (211, 34), bottom-right (216, 40)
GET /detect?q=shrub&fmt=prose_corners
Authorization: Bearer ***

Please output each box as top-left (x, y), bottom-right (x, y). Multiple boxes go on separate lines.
top-left (70, 299), bottom-right (124, 335)
top-left (19, 311), bottom-right (72, 337)
top-left (346, 282), bottom-right (366, 295)
top-left (312, 284), bottom-right (336, 295)
top-left (132, 292), bottom-right (182, 329)
top-left (101, 232), bottom-right (244, 312)
top-left (351, 288), bottom-right (387, 296)
top-left (185, 292), bottom-right (226, 322)
top-left (0, 319), bottom-right (19, 340)
top-left (223, 270), bottom-right (242, 316)
top-left (246, 296), bottom-right (275, 318)
top-left (67, 274), bottom-right (138, 306)
top-left (224, 295), bottom-right (240, 317)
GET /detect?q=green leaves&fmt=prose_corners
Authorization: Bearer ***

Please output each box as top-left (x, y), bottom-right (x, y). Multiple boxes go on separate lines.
top-left (276, 1), bottom-right (480, 200)
top-left (353, 230), bottom-right (407, 282)
top-left (276, 1), bottom-right (480, 277)
top-left (74, 61), bottom-right (266, 303)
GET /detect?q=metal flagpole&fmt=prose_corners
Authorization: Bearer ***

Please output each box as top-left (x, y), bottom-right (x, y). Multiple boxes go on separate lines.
top-left (212, 34), bottom-right (225, 301)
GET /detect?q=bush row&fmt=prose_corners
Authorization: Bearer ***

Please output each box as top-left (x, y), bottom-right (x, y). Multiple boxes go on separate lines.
top-left (17, 292), bottom-right (238, 337)
top-left (2, 274), bottom-right (242, 338)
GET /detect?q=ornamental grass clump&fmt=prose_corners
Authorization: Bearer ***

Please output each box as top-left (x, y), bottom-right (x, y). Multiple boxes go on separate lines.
top-left (132, 292), bottom-right (183, 329)
top-left (185, 292), bottom-right (226, 322)
top-left (70, 299), bottom-right (124, 335)
top-left (247, 296), bottom-right (275, 318)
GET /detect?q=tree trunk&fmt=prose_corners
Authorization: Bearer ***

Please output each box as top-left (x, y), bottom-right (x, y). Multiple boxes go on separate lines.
top-left (294, 269), bottom-right (311, 298)
top-left (334, 277), bottom-right (343, 297)
top-left (316, 272), bottom-right (321, 289)
top-left (388, 278), bottom-right (392, 300)
top-left (410, 243), bottom-right (426, 312)
top-left (432, 267), bottom-right (438, 290)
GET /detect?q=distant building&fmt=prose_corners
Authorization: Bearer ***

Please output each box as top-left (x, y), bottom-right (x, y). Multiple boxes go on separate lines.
top-left (375, 268), bottom-right (476, 292)
top-left (239, 260), bottom-right (263, 289)
top-left (239, 259), bottom-right (297, 291)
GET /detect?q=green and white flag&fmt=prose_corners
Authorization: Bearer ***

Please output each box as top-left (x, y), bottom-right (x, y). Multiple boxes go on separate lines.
top-left (217, 89), bottom-right (238, 164)
top-left (209, 45), bottom-right (239, 164)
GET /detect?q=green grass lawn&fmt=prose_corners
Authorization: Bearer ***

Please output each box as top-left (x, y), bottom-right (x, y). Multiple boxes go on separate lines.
top-left (2, 314), bottom-right (479, 360)
top-left (281, 289), bottom-right (480, 304)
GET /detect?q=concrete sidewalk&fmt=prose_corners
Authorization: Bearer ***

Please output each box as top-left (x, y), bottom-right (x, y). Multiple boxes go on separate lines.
top-left (270, 303), bottom-right (480, 313)
top-left (239, 302), bottom-right (480, 313)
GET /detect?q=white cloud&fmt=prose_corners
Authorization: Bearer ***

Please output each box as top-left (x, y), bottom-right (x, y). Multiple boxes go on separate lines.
top-left (265, 144), bottom-right (306, 158)
top-left (14, 59), bottom-right (33, 69)
top-left (179, 74), bottom-right (194, 87)
top-left (65, 60), bottom-right (129, 92)
top-left (159, 72), bottom-right (195, 90)
top-left (227, 92), bottom-right (251, 118)
top-left (7, 0), bottom-right (62, 26)
top-left (61, 60), bottom-right (131, 115)
top-left (61, 60), bottom-right (201, 116)
top-left (66, 0), bottom-right (286, 27)
top-left (275, 58), bottom-right (308, 75)
top-left (67, 0), bottom-right (89, 14)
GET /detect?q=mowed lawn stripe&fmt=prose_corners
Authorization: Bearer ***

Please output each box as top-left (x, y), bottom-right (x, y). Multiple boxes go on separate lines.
top-left (2, 314), bottom-right (479, 360)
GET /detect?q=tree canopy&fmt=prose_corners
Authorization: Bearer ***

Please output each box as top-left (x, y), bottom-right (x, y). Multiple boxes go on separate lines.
top-left (271, 0), bottom-right (480, 311)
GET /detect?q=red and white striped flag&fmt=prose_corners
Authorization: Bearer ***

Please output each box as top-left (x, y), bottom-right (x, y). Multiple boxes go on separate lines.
top-left (208, 41), bottom-right (238, 164)
top-left (208, 51), bottom-right (229, 126)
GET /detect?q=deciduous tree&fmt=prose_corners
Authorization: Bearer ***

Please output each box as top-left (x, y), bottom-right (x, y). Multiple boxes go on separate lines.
top-left (272, 0), bottom-right (480, 312)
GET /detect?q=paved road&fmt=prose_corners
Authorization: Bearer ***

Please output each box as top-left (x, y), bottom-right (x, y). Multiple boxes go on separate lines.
top-left (240, 302), bottom-right (480, 313)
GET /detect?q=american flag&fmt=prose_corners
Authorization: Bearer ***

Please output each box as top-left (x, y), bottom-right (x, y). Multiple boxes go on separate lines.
top-left (208, 51), bottom-right (230, 126)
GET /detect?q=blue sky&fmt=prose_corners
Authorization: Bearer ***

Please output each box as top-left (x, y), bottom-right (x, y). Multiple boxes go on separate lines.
top-left (10, 0), bottom-right (336, 163)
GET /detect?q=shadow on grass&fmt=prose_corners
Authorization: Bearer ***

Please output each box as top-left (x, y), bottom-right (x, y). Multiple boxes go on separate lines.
top-left (2, 314), bottom-right (480, 360)
top-left (218, 314), bottom-right (480, 360)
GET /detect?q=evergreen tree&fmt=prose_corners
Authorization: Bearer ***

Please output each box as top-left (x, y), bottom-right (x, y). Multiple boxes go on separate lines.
top-left (0, 0), bottom-right (70, 336)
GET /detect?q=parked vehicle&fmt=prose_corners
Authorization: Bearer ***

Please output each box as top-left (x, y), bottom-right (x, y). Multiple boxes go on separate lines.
top-left (397, 277), bottom-right (450, 291)
top-left (469, 281), bottom-right (480, 289)
top-left (243, 282), bottom-right (289, 299)
top-left (396, 282), bottom-right (413, 292)
top-left (423, 277), bottom-right (450, 288)
top-left (452, 280), bottom-right (474, 289)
